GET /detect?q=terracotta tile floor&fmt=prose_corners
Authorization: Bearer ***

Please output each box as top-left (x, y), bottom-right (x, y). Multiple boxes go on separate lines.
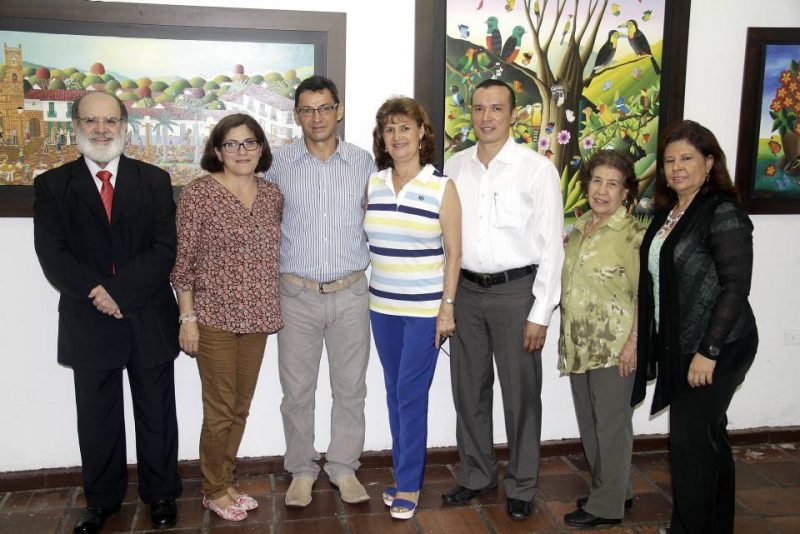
top-left (1, 442), bottom-right (798, 533)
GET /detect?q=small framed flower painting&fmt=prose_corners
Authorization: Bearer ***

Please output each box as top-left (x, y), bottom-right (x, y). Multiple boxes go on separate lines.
top-left (735, 27), bottom-right (800, 214)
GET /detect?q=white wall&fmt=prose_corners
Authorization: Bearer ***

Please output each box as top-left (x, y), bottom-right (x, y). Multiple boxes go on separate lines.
top-left (1, 0), bottom-right (798, 472)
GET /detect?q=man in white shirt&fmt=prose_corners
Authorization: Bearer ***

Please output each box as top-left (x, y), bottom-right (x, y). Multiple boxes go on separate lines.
top-left (441, 79), bottom-right (564, 521)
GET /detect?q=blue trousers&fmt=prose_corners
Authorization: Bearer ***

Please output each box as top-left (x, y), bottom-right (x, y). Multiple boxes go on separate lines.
top-left (370, 311), bottom-right (440, 492)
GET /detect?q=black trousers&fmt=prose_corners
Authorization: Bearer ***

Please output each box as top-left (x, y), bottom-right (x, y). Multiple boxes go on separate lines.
top-left (73, 353), bottom-right (181, 508)
top-left (668, 334), bottom-right (757, 534)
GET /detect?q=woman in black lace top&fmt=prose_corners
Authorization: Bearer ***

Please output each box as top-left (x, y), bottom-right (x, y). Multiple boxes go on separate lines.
top-left (632, 120), bottom-right (757, 533)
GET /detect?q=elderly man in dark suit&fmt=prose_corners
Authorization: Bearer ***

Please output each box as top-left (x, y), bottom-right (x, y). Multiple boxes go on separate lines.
top-left (33, 92), bottom-right (182, 533)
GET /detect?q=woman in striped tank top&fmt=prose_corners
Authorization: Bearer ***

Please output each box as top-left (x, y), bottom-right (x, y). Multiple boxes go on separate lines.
top-left (365, 97), bottom-right (462, 520)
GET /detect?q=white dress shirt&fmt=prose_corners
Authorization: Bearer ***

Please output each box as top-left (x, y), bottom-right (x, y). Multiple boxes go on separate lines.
top-left (444, 137), bottom-right (564, 325)
top-left (84, 155), bottom-right (120, 191)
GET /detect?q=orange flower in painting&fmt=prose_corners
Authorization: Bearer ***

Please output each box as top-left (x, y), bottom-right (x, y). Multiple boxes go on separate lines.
top-left (789, 81), bottom-right (799, 94)
top-left (781, 70), bottom-right (793, 84)
top-left (766, 164), bottom-right (777, 177)
top-left (795, 122), bottom-right (800, 135)
top-left (778, 87), bottom-right (788, 98)
top-left (771, 99), bottom-right (784, 112)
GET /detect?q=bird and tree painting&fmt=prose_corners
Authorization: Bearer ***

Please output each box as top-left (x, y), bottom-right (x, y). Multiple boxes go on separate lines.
top-left (444, 0), bottom-right (669, 225)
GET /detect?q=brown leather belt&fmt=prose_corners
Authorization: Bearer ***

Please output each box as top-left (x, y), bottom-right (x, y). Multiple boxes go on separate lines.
top-left (461, 265), bottom-right (536, 288)
top-left (282, 271), bottom-right (364, 294)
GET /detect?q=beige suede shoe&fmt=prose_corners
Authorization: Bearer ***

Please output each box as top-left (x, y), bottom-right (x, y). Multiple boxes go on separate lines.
top-left (331, 473), bottom-right (370, 504)
top-left (285, 476), bottom-right (314, 507)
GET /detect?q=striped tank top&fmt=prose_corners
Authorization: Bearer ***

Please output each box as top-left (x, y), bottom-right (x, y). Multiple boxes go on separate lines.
top-left (364, 164), bottom-right (448, 317)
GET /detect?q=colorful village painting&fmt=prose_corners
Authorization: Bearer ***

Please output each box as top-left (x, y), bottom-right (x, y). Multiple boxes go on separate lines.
top-left (445, 0), bottom-right (666, 225)
top-left (753, 44), bottom-right (800, 198)
top-left (0, 30), bottom-right (314, 186)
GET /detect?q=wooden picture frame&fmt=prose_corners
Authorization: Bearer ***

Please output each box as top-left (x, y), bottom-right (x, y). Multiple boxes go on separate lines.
top-left (415, 0), bottom-right (690, 224)
top-left (0, 0), bottom-right (345, 217)
top-left (734, 27), bottom-right (800, 214)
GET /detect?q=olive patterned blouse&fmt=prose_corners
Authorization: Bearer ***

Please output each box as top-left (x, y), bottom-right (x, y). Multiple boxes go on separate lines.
top-left (558, 206), bottom-right (644, 374)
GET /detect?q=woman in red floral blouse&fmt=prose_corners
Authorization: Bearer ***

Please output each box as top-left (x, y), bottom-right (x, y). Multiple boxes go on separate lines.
top-left (171, 113), bottom-right (283, 521)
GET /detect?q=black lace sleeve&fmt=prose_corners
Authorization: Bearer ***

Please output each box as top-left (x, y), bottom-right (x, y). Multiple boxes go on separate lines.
top-left (698, 201), bottom-right (754, 357)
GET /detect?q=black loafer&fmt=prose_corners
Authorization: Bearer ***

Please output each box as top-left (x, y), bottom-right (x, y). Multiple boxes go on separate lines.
top-left (506, 498), bottom-right (532, 520)
top-left (441, 484), bottom-right (496, 504)
top-left (150, 499), bottom-right (177, 529)
top-left (564, 508), bottom-right (621, 527)
top-left (73, 506), bottom-right (119, 534)
top-left (576, 496), bottom-right (633, 509)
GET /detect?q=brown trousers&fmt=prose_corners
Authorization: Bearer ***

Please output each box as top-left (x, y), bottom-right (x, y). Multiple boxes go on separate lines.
top-left (197, 324), bottom-right (268, 499)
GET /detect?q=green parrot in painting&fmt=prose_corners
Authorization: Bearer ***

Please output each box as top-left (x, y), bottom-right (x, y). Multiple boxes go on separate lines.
top-left (475, 48), bottom-right (492, 70)
top-left (455, 48), bottom-right (476, 74)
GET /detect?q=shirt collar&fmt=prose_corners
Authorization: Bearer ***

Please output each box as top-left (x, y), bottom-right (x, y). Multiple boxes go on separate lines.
top-left (574, 204), bottom-right (630, 233)
top-left (379, 163), bottom-right (436, 186)
top-left (290, 135), bottom-right (350, 163)
top-left (84, 155), bottom-right (121, 181)
top-left (468, 136), bottom-right (517, 166)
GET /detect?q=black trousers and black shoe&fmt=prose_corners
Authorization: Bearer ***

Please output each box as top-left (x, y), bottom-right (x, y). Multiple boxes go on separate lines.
top-left (73, 351), bottom-right (182, 531)
top-left (667, 335), bottom-right (757, 534)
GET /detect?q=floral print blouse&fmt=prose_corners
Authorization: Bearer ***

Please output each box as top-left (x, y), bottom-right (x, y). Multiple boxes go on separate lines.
top-left (171, 175), bottom-right (283, 334)
top-left (558, 206), bottom-right (644, 374)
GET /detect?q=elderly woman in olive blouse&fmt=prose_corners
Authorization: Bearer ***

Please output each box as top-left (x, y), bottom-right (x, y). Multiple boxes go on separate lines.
top-left (558, 150), bottom-right (643, 529)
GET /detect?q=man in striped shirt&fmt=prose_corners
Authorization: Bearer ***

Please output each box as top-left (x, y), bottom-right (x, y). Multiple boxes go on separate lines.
top-left (266, 75), bottom-right (377, 508)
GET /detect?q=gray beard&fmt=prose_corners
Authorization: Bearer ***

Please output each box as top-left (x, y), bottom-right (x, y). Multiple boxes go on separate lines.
top-left (76, 130), bottom-right (126, 164)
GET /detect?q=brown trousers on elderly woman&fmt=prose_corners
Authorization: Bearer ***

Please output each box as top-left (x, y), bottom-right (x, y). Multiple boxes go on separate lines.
top-left (197, 324), bottom-right (268, 499)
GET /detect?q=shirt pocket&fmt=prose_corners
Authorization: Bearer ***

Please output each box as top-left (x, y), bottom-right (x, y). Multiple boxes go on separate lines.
top-left (493, 192), bottom-right (522, 228)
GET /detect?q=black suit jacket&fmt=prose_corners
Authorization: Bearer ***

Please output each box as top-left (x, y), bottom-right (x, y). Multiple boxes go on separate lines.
top-left (34, 155), bottom-right (179, 370)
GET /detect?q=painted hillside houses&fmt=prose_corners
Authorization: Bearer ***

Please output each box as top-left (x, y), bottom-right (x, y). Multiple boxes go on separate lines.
top-left (0, 42), bottom-right (304, 185)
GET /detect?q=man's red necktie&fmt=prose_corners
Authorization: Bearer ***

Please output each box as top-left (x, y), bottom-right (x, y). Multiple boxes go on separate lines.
top-left (96, 170), bottom-right (113, 222)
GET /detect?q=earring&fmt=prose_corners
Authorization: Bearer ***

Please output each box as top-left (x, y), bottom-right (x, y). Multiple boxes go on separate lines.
top-left (705, 173), bottom-right (710, 183)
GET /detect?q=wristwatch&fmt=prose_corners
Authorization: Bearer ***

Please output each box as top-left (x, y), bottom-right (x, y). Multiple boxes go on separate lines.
top-left (444, 297), bottom-right (455, 305)
top-left (708, 345), bottom-right (720, 357)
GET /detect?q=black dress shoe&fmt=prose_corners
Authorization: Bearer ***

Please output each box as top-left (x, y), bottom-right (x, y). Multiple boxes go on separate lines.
top-left (506, 498), bottom-right (533, 520)
top-left (441, 484), bottom-right (496, 504)
top-left (150, 499), bottom-right (177, 529)
top-left (564, 508), bottom-right (621, 527)
top-left (73, 506), bottom-right (119, 534)
top-left (576, 496), bottom-right (633, 509)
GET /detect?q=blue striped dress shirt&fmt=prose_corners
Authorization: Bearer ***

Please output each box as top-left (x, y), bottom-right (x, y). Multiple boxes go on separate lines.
top-left (266, 137), bottom-right (376, 282)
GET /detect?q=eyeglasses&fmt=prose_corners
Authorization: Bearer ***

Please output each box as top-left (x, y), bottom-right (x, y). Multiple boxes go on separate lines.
top-left (76, 116), bottom-right (124, 127)
top-left (295, 103), bottom-right (338, 117)
top-left (221, 139), bottom-right (260, 153)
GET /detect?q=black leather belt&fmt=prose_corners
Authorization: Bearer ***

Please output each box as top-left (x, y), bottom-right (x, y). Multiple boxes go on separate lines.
top-left (461, 265), bottom-right (536, 288)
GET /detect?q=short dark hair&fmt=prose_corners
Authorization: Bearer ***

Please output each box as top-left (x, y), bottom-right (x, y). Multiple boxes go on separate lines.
top-left (372, 97), bottom-right (435, 171)
top-left (474, 78), bottom-right (515, 109)
top-left (294, 75), bottom-right (340, 105)
top-left (580, 149), bottom-right (638, 206)
top-left (200, 113), bottom-right (272, 174)
top-left (71, 92), bottom-right (128, 123)
top-left (655, 120), bottom-right (738, 210)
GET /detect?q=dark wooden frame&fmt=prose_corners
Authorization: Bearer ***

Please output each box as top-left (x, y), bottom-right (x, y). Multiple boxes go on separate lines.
top-left (414, 0), bottom-right (692, 168)
top-left (0, 0), bottom-right (346, 217)
top-left (734, 27), bottom-right (800, 214)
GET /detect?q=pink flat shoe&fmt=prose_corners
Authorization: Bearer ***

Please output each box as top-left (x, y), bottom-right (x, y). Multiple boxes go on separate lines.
top-left (202, 496), bottom-right (247, 521)
top-left (234, 492), bottom-right (258, 511)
